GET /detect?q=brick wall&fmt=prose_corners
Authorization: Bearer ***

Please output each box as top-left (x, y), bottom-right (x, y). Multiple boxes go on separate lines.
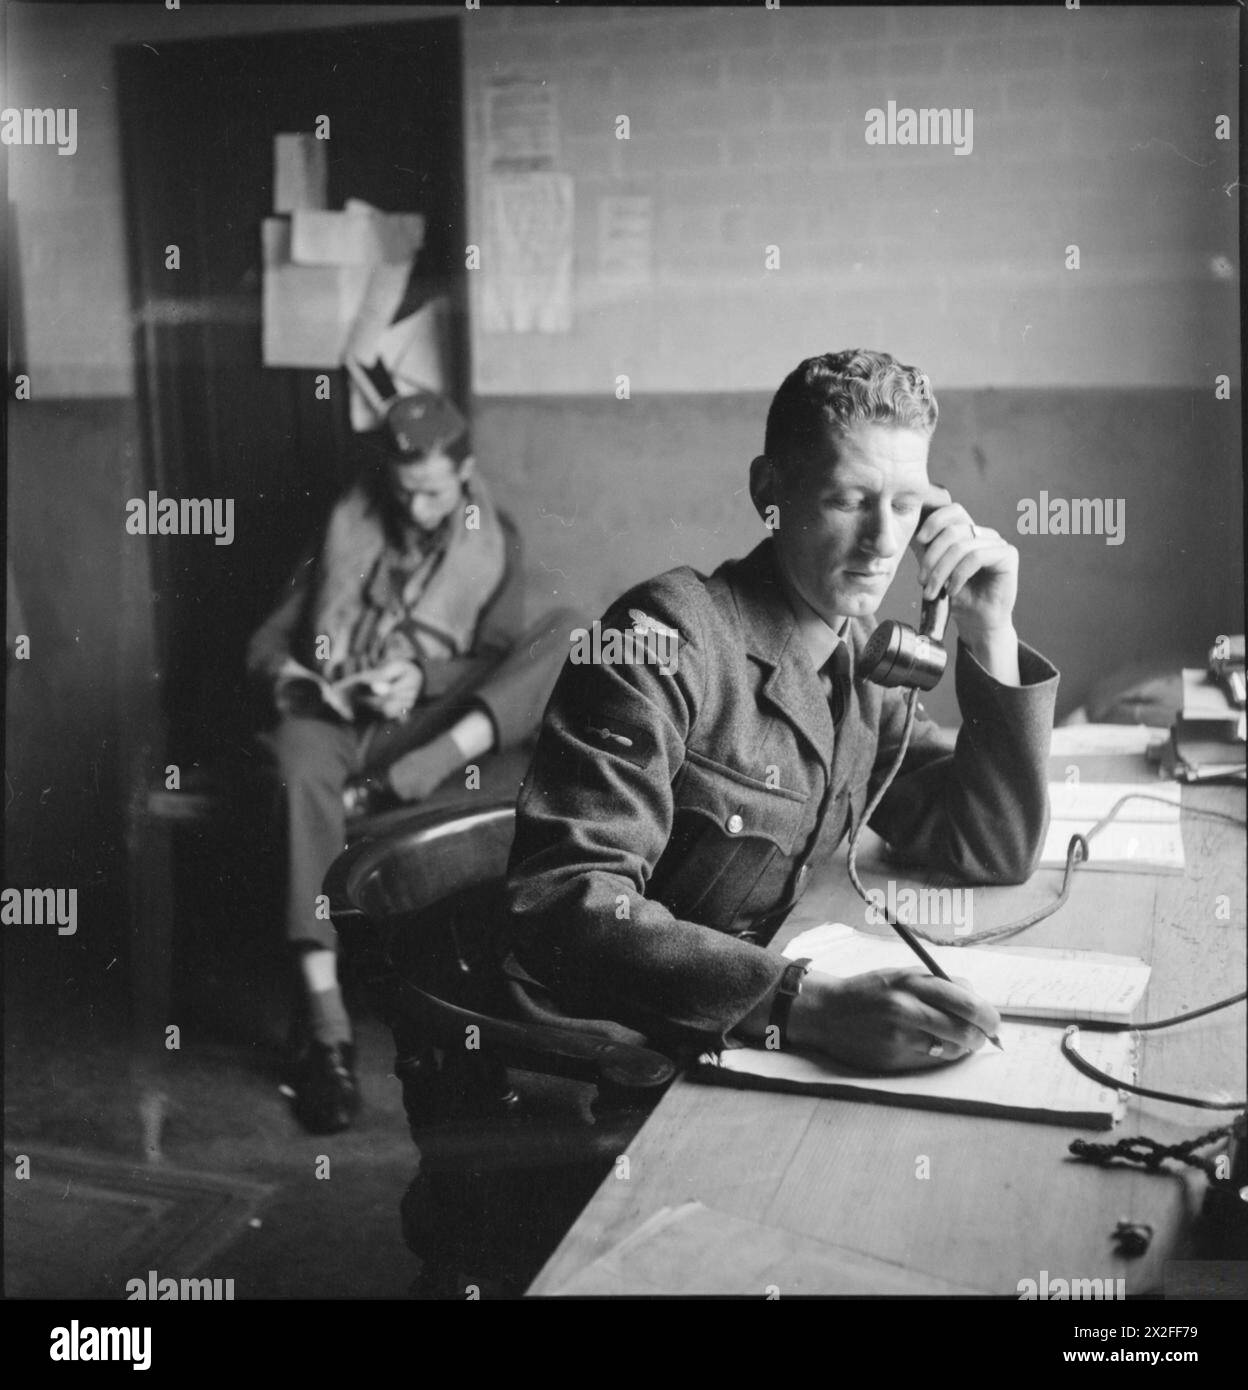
top-left (464, 4), bottom-right (1239, 392)
top-left (8, 5), bottom-right (1237, 394)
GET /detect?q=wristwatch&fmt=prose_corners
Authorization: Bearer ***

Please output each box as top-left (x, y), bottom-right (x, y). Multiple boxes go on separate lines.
top-left (768, 956), bottom-right (813, 1048)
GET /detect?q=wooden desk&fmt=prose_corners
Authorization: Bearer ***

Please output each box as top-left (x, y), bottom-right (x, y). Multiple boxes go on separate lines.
top-left (529, 752), bottom-right (1246, 1296)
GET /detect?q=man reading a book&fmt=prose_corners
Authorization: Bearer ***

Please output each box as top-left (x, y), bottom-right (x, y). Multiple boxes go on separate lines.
top-left (249, 390), bottom-right (575, 1133)
top-left (505, 350), bottom-right (1060, 1073)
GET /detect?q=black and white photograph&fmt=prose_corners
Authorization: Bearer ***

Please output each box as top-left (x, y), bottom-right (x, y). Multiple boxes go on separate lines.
top-left (3, 0), bottom-right (1245, 1345)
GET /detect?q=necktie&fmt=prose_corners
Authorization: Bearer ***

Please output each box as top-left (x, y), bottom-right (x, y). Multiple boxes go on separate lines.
top-left (822, 642), bottom-right (851, 728)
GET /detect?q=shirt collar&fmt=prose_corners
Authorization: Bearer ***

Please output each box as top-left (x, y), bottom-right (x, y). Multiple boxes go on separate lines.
top-left (774, 561), bottom-right (847, 673)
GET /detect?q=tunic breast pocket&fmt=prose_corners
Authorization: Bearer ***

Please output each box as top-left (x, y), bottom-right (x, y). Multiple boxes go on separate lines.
top-left (652, 751), bottom-right (808, 931)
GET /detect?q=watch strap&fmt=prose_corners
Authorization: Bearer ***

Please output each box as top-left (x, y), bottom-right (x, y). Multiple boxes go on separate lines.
top-left (769, 956), bottom-right (813, 1048)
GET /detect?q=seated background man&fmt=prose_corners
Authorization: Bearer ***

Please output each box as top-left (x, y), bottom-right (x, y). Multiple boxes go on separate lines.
top-left (505, 349), bottom-right (1059, 1071)
top-left (248, 389), bottom-right (575, 1133)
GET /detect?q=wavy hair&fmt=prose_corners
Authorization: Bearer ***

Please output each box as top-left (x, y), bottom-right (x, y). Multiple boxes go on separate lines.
top-left (764, 349), bottom-right (938, 469)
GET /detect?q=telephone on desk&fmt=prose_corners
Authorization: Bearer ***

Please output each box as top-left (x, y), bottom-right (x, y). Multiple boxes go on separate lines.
top-left (1209, 635), bottom-right (1246, 710)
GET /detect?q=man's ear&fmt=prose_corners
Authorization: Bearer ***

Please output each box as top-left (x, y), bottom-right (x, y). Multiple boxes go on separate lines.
top-left (456, 453), bottom-right (477, 482)
top-left (749, 454), bottom-right (778, 521)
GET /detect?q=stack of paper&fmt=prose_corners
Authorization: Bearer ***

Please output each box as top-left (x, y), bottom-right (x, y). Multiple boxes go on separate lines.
top-left (1167, 669), bottom-right (1246, 783)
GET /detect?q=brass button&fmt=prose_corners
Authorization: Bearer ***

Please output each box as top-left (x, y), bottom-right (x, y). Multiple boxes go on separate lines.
top-left (726, 813), bottom-right (744, 834)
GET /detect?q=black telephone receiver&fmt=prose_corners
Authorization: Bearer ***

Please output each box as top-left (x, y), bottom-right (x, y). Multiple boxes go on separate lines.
top-left (858, 501), bottom-right (950, 691)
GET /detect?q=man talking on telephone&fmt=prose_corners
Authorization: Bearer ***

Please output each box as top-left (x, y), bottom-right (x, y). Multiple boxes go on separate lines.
top-left (505, 349), bottom-right (1059, 1071)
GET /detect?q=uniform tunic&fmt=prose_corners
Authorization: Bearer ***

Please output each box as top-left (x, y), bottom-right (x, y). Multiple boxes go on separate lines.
top-left (505, 538), bottom-right (1059, 1050)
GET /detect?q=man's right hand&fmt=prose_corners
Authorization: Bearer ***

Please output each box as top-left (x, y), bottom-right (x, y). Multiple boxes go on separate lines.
top-left (786, 968), bottom-right (1001, 1072)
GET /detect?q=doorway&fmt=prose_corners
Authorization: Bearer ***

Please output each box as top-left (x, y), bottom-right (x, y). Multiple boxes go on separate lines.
top-left (117, 17), bottom-right (468, 760)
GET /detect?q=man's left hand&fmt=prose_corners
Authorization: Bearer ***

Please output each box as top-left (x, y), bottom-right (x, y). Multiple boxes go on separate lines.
top-left (911, 497), bottom-right (1019, 647)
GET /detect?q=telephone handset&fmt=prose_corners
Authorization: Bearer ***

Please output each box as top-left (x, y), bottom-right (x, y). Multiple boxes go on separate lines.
top-left (857, 501), bottom-right (950, 691)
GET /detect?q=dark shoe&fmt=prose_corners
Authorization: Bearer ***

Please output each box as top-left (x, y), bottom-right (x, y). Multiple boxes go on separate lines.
top-left (343, 774), bottom-right (398, 819)
top-left (284, 1040), bottom-right (360, 1134)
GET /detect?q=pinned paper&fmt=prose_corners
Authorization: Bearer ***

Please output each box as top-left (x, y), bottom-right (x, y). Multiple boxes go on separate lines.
top-left (274, 133), bottom-right (327, 213)
top-left (481, 173), bottom-right (573, 334)
top-left (291, 201), bottom-right (424, 266)
top-left (486, 76), bottom-right (560, 173)
top-left (262, 217), bottom-right (370, 368)
top-left (599, 195), bottom-right (653, 287)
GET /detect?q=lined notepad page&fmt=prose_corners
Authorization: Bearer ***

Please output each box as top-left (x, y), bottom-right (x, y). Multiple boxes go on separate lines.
top-left (785, 924), bottom-right (1151, 1022)
top-left (1042, 781), bottom-right (1184, 873)
top-left (705, 1021), bottom-right (1135, 1129)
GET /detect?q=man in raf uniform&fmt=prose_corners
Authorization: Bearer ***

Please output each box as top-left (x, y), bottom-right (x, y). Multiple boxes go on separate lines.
top-left (505, 350), bottom-right (1058, 1069)
top-left (249, 390), bottom-right (575, 1132)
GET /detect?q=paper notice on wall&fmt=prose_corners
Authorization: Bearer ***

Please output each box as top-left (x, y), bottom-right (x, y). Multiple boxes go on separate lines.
top-left (481, 173), bottom-right (573, 334)
top-left (292, 202), bottom-right (425, 266)
top-left (485, 76), bottom-right (560, 173)
top-left (263, 265), bottom-right (371, 367)
top-left (262, 216), bottom-right (371, 368)
top-left (598, 195), bottom-right (653, 287)
top-left (274, 133), bottom-right (328, 213)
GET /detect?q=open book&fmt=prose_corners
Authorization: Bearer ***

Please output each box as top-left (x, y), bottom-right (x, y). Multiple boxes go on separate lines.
top-left (275, 662), bottom-right (397, 723)
top-left (695, 925), bottom-right (1145, 1129)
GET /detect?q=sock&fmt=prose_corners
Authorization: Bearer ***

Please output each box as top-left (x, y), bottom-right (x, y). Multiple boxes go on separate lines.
top-left (305, 984), bottom-right (353, 1048)
top-left (386, 730), bottom-right (465, 803)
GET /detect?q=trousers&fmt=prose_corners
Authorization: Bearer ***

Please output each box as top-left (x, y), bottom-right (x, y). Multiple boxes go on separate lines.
top-left (259, 607), bottom-right (577, 949)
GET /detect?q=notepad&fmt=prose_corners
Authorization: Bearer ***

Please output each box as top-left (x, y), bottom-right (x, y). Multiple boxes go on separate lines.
top-left (1042, 781), bottom-right (1184, 873)
top-left (692, 923), bottom-right (1144, 1128)
top-left (785, 923), bottom-right (1151, 1022)
top-left (699, 1021), bottom-right (1135, 1129)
